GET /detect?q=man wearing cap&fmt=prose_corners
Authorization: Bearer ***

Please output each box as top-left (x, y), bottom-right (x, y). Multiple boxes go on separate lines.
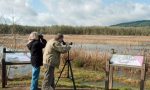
top-left (42, 33), bottom-right (71, 90)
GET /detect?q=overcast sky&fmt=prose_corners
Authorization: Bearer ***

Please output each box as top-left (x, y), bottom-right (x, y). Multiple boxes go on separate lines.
top-left (0, 0), bottom-right (150, 26)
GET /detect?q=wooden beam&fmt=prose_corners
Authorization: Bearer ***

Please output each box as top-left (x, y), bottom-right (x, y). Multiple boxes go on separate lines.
top-left (110, 64), bottom-right (142, 69)
top-left (5, 51), bottom-right (29, 53)
top-left (5, 61), bottom-right (30, 65)
top-left (2, 48), bottom-right (6, 88)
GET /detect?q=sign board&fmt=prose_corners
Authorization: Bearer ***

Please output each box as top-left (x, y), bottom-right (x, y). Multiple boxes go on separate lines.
top-left (6, 53), bottom-right (30, 62)
top-left (110, 54), bottom-right (144, 66)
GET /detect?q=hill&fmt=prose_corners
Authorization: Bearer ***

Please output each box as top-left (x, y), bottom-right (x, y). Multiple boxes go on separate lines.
top-left (111, 20), bottom-right (150, 27)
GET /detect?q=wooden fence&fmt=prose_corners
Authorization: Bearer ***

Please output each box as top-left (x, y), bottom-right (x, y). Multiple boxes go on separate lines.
top-left (1, 48), bottom-right (30, 88)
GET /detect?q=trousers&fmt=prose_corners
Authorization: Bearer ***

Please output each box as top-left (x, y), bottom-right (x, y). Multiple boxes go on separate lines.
top-left (42, 64), bottom-right (55, 90)
top-left (30, 66), bottom-right (40, 90)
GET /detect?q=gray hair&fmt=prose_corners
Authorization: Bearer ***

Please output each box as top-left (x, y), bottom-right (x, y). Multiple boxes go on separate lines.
top-left (28, 32), bottom-right (39, 40)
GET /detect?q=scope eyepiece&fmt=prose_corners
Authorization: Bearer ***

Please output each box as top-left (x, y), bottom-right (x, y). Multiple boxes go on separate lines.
top-left (69, 42), bottom-right (73, 45)
top-left (62, 40), bottom-right (73, 45)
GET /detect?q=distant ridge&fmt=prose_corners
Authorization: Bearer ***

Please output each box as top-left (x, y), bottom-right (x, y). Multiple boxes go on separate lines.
top-left (111, 20), bottom-right (150, 27)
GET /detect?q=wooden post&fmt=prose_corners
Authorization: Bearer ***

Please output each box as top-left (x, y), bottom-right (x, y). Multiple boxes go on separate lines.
top-left (140, 64), bottom-right (146, 90)
top-left (105, 60), bottom-right (110, 90)
top-left (109, 66), bottom-right (113, 89)
top-left (111, 48), bottom-right (116, 54)
top-left (140, 49), bottom-right (146, 90)
top-left (108, 48), bottom-right (115, 89)
top-left (2, 48), bottom-right (6, 88)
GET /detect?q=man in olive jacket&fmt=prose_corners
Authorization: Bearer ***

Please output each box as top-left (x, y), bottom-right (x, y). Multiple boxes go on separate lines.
top-left (42, 33), bottom-right (71, 90)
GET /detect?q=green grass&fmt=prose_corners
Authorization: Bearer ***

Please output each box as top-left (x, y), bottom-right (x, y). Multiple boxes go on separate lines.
top-left (2, 67), bottom-right (150, 90)
top-left (3, 67), bottom-right (105, 89)
top-left (54, 67), bottom-right (105, 89)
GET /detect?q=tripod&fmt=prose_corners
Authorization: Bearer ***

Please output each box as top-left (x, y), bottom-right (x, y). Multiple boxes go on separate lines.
top-left (55, 51), bottom-right (77, 90)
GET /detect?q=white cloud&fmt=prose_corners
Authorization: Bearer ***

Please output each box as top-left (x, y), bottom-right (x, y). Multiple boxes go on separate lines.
top-left (0, 0), bottom-right (150, 26)
top-left (41, 0), bottom-right (103, 26)
top-left (41, 0), bottom-right (150, 26)
top-left (0, 0), bottom-right (37, 24)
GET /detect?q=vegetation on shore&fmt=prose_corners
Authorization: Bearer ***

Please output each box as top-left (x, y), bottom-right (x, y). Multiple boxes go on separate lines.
top-left (0, 24), bottom-right (150, 35)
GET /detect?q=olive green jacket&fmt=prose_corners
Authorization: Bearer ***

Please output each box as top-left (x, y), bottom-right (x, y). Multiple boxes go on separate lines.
top-left (43, 39), bottom-right (71, 67)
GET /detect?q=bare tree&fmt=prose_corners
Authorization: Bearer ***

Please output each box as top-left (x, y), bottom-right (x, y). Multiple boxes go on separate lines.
top-left (9, 10), bottom-right (22, 49)
top-left (0, 15), bottom-right (7, 35)
top-left (0, 8), bottom-right (22, 49)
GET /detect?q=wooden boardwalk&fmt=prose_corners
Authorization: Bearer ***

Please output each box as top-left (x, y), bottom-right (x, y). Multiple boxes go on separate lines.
top-left (1, 87), bottom-right (95, 90)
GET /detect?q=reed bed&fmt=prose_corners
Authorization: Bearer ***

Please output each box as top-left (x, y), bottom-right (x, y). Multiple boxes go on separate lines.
top-left (61, 49), bottom-right (110, 71)
top-left (1, 35), bottom-right (150, 49)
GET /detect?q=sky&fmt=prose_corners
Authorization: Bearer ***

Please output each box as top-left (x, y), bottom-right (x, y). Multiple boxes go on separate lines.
top-left (0, 0), bottom-right (150, 26)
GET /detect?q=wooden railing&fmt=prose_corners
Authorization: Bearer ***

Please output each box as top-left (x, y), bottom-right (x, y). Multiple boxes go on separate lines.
top-left (1, 48), bottom-right (30, 88)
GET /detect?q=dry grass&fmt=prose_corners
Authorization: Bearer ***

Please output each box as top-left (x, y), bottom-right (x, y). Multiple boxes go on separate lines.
top-left (0, 34), bottom-right (150, 50)
top-left (61, 48), bottom-right (110, 71)
top-left (63, 35), bottom-right (150, 45)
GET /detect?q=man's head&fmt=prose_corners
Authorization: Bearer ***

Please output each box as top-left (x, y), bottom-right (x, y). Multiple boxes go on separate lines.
top-left (55, 33), bottom-right (64, 42)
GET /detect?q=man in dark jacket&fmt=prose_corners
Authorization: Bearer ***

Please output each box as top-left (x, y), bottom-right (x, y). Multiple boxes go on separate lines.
top-left (27, 32), bottom-right (47, 90)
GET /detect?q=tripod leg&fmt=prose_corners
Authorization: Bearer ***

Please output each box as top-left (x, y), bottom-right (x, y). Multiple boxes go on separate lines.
top-left (68, 61), bottom-right (77, 90)
top-left (67, 62), bottom-right (70, 78)
top-left (55, 60), bottom-right (68, 87)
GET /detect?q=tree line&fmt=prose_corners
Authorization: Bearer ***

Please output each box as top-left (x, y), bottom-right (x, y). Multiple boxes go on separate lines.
top-left (0, 24), bottom-right (150, 36)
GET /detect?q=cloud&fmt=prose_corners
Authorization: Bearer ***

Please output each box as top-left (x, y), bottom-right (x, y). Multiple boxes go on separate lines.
top-left (41, 0), bottom-right (150, 26)
top-left (41, 0), bottom-right (103, 26)
top-left (0, 0), bottom-right (37, 24)
top-left (0, 0), bottom-right (150, 26)
top-left (102, 2), bottom-right (150, 25)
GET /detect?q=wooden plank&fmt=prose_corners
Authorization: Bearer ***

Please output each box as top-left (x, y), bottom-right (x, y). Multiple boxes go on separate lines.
top-left (5, 51), bottom-right (29, 53)
top-left (105, 60), bottom-right (110, 90)
top-left (5, 61), bottom-right (31, 65)
top-left (110, 64), bottom-right (142, 69)
top-left (109, 66), bottom-right (113, 89)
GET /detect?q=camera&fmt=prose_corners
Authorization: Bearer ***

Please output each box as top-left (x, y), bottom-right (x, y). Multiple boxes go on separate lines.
top-left (62, 40), bottom-right (73, 45)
